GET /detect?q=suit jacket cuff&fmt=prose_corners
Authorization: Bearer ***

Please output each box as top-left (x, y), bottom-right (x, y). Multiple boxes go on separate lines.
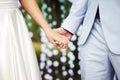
top-left (61, 18), bottom-right (82, 34)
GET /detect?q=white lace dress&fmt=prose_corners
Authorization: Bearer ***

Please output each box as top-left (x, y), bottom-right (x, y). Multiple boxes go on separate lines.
top-left (0, 0), bottom-right (42, 80)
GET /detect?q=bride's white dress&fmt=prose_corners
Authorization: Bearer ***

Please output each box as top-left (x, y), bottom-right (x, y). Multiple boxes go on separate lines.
top-left (0, 0), bottom-right (42, 80)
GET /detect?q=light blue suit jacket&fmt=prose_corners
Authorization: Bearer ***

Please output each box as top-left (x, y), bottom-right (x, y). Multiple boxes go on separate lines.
top-left (61, 0), bottom-right (120, 54)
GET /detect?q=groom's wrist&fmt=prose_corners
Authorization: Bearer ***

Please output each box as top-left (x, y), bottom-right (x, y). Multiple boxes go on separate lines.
top-left (61, 27), bottom-right (73, 35)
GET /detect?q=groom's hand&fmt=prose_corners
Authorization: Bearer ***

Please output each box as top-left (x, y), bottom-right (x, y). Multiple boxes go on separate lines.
top-left (54, 28), bottom-right (73, 48)
top-left (54, 28), bottom-right (73, 40)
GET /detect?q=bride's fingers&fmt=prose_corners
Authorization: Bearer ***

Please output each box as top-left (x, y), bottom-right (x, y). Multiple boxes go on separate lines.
top-left (55, 41), bottom-right (66, 48)
top-left (55, 41), bottom-right (62, 45)
top-left (62, 44), bottom-right (67, 49)
top-left (58, 42), bottom-right (67, 49)
top-left (59, 43), bottom-right (64, 48)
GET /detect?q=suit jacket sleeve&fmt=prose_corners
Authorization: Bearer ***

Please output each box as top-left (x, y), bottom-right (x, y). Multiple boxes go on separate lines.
top-left (61, 0), bottom-right (88, 34)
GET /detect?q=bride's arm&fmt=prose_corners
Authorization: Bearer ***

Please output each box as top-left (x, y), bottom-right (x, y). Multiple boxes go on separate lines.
top-left (19, 0), bottom-right (50, 32)
top-left (19, 0), bottom-right (68, 48)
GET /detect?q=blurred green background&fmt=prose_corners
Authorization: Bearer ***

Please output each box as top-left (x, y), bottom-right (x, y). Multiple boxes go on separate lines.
top-left (20, 0), bottom-right (81, 80)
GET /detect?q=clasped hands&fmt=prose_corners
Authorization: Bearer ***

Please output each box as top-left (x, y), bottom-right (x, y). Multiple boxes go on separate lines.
top-left (53, 28), bottom-right (73, 48)
top-left (46, 27), bottom-right (72, 49)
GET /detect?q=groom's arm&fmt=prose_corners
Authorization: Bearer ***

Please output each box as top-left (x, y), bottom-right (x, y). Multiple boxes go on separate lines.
top-left (61, 0), bottom-right (88, 34)
top-left (55, 0), bottom-right (88, 44)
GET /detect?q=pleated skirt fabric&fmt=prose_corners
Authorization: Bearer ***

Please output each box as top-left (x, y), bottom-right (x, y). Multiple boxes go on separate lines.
top-left (0, 1), bottom-right (42, 80)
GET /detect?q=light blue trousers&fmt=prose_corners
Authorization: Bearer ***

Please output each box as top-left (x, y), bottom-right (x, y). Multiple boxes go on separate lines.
top-left (79, 19), bottom-right (120, 80)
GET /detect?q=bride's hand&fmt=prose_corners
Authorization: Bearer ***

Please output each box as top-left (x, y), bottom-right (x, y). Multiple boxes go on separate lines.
top-left (46, 30), bottom-right (69, 48)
